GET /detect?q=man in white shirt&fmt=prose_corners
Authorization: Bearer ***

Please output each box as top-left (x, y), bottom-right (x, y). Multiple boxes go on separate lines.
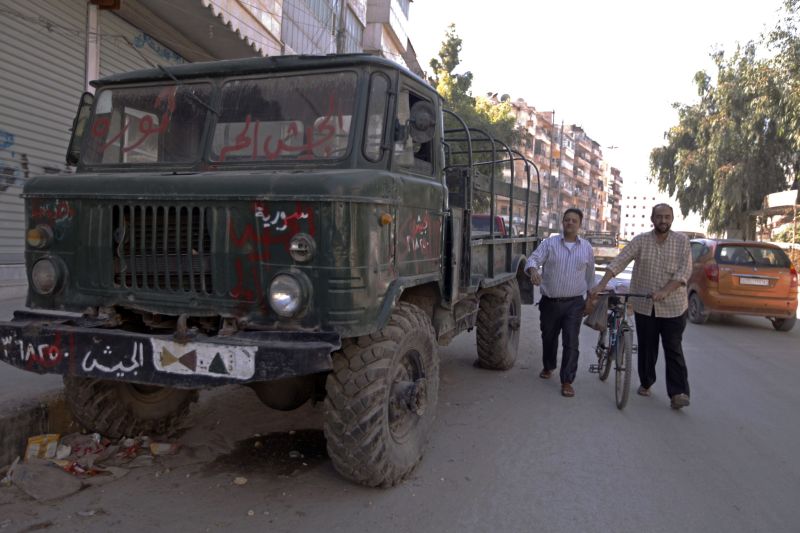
top-left (525, 208), bottom-right (595, 397)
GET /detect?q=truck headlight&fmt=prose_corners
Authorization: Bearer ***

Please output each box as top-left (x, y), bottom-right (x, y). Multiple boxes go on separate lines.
top-left (31, 258), bottom-right (62, 295)
top-left (269, 273), bottom-right (306, 317)
top-left (26, 225), bottom-right (54, 249)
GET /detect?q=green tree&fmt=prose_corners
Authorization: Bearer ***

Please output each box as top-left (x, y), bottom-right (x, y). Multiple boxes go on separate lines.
top-left (650, 1), bottom-right (800, 235)
top-left (428, 24), bottom-right (518, 149)
top-left (769, 0), bottom-right (800, 168)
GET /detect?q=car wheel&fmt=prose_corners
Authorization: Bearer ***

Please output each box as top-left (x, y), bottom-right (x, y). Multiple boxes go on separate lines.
top-left (687, 292), bottom-right (708, 324)
top-left (771, 316), bottom-right (797, 332)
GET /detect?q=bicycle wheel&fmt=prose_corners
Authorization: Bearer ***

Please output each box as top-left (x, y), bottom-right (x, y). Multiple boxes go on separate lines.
top-left (614, 328), bottom-right (633, 409)
top-left (596, 329), bottom-right (612, 381)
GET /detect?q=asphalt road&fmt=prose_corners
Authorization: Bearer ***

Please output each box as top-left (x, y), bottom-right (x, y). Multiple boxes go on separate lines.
top-left (1, 294), bottom-right (799, 533)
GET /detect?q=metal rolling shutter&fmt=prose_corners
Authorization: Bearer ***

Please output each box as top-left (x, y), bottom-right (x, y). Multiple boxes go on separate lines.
top-left (0, 0), bottom-right (86, 264)
top-left (99, 10), bottom-right (186, 78)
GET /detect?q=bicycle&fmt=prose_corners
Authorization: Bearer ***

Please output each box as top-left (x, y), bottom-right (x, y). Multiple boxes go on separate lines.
top-left (588, 292), bottom-right (651, 409)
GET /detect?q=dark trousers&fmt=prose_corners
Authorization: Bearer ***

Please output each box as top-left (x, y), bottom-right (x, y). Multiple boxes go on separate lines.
top-left (634, 311), bottom-right (690, 397)
top-left (539, 296), bottom-right (584, 384)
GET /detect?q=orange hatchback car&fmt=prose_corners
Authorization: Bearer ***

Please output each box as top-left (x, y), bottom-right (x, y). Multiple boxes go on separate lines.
top-left (687, 239), bottom-right (798, 331)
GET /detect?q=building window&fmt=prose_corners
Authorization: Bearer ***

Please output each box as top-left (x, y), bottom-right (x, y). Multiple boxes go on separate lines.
top-left (342, 6), bottom-right (364, 54)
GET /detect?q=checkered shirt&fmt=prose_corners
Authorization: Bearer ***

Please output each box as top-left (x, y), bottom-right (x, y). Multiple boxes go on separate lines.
top-left (606, 230), bottom-right (692, 318)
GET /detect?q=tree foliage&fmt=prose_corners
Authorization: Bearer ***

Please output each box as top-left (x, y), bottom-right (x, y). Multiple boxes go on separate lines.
top-left (650, 1), bottom-right (800, 234)
top-left (428, 24), bottom-right (519, 150)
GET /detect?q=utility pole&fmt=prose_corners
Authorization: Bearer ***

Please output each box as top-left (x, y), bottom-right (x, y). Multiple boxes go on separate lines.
top-left (547, 111), bottom-right (556, 233)
top-left (335, 0), bottom-right (347, 53)
top-left (555, 120), bottom-right (564, 218)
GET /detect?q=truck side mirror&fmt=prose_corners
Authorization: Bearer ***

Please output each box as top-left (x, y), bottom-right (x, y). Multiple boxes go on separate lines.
top-left (408, 101), bottom-right (435, 144)
top-left (66, 92), bottom-right (95, 166)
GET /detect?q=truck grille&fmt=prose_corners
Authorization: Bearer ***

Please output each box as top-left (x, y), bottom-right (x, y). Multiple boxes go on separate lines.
top-left (112, 205), bottom-right (213, 293)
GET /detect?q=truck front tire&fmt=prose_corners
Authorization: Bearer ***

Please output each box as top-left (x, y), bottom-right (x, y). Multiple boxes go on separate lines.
top-left (476, 279), bottom-right (522, 370)
top-left (63, 376), bottom-right (198, 438)
top-left (323, 302), bottom-right (439, 487)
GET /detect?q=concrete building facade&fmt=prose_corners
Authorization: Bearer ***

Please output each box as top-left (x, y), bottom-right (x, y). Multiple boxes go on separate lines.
top-left (620, 180), bottom-right (707, 241)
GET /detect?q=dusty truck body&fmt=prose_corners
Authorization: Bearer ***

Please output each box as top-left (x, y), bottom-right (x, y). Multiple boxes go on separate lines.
top-left (0, 54), bottom-right (540, 487)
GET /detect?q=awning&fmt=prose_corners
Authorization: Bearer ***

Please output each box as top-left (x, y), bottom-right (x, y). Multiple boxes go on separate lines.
top-left (117, 0), bottom-right (283, 62)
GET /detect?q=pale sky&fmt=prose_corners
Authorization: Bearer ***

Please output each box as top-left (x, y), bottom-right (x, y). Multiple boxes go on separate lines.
top-left (409, 0), bottom-right (786, 190)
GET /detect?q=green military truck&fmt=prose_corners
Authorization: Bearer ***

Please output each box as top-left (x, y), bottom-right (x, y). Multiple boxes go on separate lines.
top-left (0, 55), bottom-right (539, 487)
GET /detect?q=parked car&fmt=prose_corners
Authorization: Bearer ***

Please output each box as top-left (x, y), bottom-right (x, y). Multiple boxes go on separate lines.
top-left (687, 239), bottom-right (798, 331)
top-left (471, 214), bottom-right (507, 236)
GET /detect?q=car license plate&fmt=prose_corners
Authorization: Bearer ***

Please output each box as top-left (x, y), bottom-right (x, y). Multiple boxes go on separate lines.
top-left (740, 277), bottom-right (769, 286)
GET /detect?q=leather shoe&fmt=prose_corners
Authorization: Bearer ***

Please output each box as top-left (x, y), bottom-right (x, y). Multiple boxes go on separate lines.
top-left (539, 369), bottom-right (553, 379)
top-left (670, 393), bottom-right (690, 409)
top-left (561, 383), bottom-right (575, 397)
top-left (637, 386), bottom-right (651, 397)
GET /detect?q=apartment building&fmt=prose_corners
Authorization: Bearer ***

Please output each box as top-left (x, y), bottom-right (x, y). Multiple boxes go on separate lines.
top-left (509, 99), bottom-right (623, 237)
top-left (620, 180), bottom-right (706, 241)
top-left (0, 0), bottom-right (420, 275)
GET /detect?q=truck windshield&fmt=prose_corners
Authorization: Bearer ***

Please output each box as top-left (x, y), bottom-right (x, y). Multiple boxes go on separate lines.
top-left (210, 72), bottom-right (358, 162)
top-left (83, 83), bottom-right (212, 165)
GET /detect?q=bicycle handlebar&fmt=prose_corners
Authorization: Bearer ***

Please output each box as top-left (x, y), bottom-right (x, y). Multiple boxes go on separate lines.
top-left (595, 291), bottom-right (652, 299)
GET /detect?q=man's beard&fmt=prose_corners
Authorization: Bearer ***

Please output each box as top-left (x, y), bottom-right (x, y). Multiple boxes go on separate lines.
top-left (654, 224), bottom-right (671, 234)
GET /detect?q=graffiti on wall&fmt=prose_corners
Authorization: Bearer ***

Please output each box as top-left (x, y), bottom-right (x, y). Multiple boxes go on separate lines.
top-left (0, 128), bottom-right (69, 192)
top-left (132, 32), bottom-right (186, 64)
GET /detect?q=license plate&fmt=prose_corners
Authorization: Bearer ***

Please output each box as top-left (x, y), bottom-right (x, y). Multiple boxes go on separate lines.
top-left (740, 277), bottom-right (769, 286)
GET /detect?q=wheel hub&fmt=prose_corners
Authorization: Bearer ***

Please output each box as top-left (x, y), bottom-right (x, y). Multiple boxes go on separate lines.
top-left (388, 349), bottom-right (427, 439)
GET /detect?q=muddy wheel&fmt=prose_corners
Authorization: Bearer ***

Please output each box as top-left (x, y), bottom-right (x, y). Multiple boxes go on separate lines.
top-left (475, 279), bottom-right (522, 370)
top-left (63, 376), bottom-right (198, 438)
top-left (323, 302), bottom-right (439, 487)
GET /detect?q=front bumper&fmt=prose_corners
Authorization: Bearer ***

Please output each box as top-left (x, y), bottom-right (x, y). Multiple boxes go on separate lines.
top-left (0, 311), bottom-right (340, 388)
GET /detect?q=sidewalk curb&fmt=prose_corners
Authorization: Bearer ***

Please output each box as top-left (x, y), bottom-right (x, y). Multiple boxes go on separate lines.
top-left (0, 390), bottom-right (75, 468)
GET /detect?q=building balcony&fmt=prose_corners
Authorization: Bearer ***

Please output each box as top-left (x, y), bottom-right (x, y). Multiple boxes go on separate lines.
top-left (364, 0), bottom-right (409, 58)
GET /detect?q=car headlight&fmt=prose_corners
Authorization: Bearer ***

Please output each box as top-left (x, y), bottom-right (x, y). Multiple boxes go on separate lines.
top-left (31, 258), bottom-right (61, 295)
top-left (269, 274), bottom-right (305, 317)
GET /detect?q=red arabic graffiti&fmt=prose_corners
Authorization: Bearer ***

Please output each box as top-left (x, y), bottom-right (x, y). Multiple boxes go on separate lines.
top-left (406, 213), bottom-right (432, 253)
top-left (90, 86), bottom-right (177, 154)
top-left (228, 203), bottom-right (316, 304)
top-left (31, 200), bottom-right (75, 224)
top-left (398, 211), bottom-right (441, 263)
top-left (218, 95), bottom-right (345, 162)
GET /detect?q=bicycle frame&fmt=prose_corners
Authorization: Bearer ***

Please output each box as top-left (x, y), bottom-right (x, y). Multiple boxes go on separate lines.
top-left (590, 292), bottom-right (650, 409)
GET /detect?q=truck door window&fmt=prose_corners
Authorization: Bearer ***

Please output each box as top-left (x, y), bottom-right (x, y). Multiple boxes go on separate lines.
top-left (211, 72), bottom-right (357, 162)
top-left (363, 72), bottom-right (390, 161)
top-left (394, 89), bottom-right (434, 175)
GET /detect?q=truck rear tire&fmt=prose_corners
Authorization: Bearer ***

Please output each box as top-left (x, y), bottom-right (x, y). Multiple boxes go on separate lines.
top-left (63, 376), bottom-right (198, 438)
top-left (476, 279), bottom-right (522, 370)
top-left (323, 302), bottom-right (439, 487)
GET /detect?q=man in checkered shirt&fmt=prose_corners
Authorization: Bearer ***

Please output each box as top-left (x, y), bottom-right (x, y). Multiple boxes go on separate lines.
top-left (592, 204), bottom-right (692, 410)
